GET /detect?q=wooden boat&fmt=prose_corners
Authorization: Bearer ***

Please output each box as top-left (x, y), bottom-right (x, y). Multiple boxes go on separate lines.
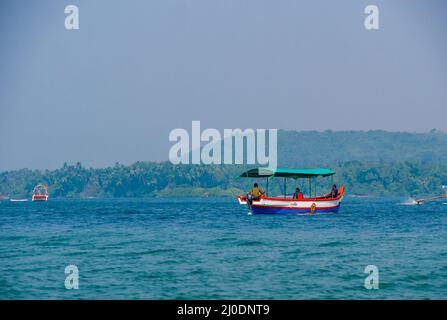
top-left (237, 168), bottom-right (345, 214)
top-left (32, 183), bottom-right (49, 202)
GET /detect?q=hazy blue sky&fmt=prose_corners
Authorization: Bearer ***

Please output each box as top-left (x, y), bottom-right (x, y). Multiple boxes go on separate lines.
top-left (1, 0), bottom-right (446, 170)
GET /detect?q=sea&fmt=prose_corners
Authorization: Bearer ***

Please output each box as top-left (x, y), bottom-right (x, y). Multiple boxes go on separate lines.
top-left (0, 197), bottom-right (446, 299)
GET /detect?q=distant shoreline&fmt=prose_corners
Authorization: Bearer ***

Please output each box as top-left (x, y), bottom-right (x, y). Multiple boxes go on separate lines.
top-left (1, 165), bottom-right (445, 200)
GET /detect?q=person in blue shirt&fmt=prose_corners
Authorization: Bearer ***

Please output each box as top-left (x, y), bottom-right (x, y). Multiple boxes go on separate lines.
top-left (324, 184), bottom-right (338, 198)
top-left (330, 184), bottom-right (338, 198)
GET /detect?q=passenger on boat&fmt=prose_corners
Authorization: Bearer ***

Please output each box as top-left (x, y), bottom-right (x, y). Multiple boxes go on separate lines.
top-left (293, 187), bottom-right (303, 200)
top-left (247, 183), bottom-right (265, 204)
top-left (250, 183), bottom-right (264, 199)
top-left (325, 184), bottom-right (338, 198)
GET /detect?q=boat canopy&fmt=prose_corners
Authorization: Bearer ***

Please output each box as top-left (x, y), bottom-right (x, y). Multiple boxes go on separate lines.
top-left (239, 167), bottom-right (336, 178)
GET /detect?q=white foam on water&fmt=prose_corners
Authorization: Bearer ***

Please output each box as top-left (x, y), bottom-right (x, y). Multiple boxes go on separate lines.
top-left (401, 198), bottom-right (418, 205)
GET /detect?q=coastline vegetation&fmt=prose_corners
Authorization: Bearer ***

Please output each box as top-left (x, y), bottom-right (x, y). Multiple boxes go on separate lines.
top-left (0, 160), bottom-right (446, 199)
top-left (1, 130), bottom-right (447, 199)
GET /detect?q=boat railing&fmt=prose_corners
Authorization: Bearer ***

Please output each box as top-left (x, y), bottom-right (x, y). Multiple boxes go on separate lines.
top-left (260, 186), bottom-right (345, 202)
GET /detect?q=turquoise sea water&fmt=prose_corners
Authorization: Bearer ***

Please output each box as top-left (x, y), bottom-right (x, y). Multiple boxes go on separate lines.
top-left (0, 197), bottom-right (446, 299)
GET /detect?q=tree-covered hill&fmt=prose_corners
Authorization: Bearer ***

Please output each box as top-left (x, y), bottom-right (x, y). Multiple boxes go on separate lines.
top-left (278, 129), bottom-right (447, 166)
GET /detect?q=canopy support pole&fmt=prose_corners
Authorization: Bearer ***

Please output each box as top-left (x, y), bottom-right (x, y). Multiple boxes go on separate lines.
top-left (284, 177), bottom-right (287, 198)
top-left (309, 178), bottom-right (311, 198)
top-left (266, 177), bottom-right (269, 196)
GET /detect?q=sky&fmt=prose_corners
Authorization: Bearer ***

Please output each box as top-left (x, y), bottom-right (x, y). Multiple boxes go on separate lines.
top-left (1, 0), bottom-right (446, 170)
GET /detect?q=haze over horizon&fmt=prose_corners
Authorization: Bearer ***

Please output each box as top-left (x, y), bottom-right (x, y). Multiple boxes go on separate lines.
top-left (0, 128), bottom-right (446, 172)
top-left (1, 0), bottom-right (447, 170)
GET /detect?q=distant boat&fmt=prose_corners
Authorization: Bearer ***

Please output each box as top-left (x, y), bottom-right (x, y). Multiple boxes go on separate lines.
top-left (237, 167), bottom-right (345, 214)
top-left (32, 183), bottom-right (49, 202)
top-left (414, 185), bottom-right (447, 204)
top-left (10, 199), bottom-right (28, 202)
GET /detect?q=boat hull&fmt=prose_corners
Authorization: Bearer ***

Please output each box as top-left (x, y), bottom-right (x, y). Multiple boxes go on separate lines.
top-left (32, 195), bottom-right (48, 202)
top-left (250, 202), bottom-right (341, 214)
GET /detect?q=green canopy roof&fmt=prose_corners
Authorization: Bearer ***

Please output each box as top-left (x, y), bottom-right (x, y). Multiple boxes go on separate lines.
top-left (239, 167), bottom-right (336, 178)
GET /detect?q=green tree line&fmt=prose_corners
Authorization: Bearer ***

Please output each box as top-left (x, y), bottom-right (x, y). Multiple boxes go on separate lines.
top-left (1, 160), bottom-right (446, 198)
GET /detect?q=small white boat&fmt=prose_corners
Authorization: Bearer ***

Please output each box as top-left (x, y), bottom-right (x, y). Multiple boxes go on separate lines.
top-left (10, 199), bottom-right (28, 202)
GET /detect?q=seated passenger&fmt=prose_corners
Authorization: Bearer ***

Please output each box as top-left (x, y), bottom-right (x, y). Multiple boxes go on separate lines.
top-left (325, 184), bottom-right (338, 198)
top-left (250, 183), bottom-right (264, 200)
top-left (246, 183), bottom-right (265, 205)
top-left (293, 187), bottom-right (303, 200)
